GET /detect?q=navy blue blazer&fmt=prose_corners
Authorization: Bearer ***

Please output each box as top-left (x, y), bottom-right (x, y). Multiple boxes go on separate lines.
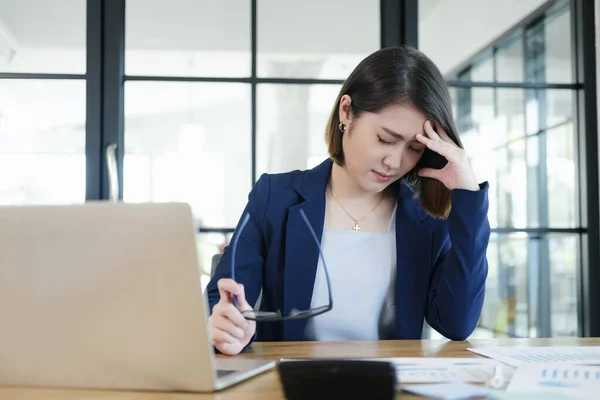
top-left (207, 158), bottom-right (490, 343)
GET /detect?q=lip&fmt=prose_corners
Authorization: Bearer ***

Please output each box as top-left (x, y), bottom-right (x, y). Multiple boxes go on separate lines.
top-left (373, 170), bottom-right (394, 182)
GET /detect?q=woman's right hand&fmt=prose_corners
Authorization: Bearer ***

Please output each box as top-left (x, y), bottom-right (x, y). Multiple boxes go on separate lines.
top-left (208, 278), bottom-right (257, 356)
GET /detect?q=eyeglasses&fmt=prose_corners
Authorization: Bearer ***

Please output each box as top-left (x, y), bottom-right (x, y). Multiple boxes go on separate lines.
top-left (231, 210), bottom-right (333, 322)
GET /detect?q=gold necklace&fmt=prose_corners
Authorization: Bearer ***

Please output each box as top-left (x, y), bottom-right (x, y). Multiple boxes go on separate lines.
top-left (329, 185), bottom-right (385, 231)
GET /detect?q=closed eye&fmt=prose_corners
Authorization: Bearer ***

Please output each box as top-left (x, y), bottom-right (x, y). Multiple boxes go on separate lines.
top-left (410, 147), bottom-right (425, 153)
top-left (378, 136), bottom-right (395, 145)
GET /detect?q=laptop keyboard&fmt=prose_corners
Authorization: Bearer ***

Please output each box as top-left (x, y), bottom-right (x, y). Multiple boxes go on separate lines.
top-left (216, 369), bottom-right (237, 378)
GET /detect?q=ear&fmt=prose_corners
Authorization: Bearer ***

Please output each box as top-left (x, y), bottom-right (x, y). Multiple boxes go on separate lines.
top-left (338, 94), bottom-right (353, 125)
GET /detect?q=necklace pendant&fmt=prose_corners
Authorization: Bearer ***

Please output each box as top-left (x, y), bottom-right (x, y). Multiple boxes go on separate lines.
top-left (352, 222), bottom-right (360, 232)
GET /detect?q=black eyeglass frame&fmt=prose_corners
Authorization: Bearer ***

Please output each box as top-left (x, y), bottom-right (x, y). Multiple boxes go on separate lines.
top-left (230, 210), bottom-right (333, 322)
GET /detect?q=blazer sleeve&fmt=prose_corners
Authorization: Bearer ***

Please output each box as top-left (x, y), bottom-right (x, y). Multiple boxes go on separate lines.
top-left (205, 173), bottom-right (271, 349)
top-left (425, 182), bottom-right (491, 341)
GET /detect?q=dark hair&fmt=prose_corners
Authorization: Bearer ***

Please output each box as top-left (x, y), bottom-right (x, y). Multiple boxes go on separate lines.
top-left (325, 45), bottom-right (463, 218)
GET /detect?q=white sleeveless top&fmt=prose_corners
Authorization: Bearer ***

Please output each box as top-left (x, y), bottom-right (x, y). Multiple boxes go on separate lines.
top-left (303, 205), bottom-right (397, 341)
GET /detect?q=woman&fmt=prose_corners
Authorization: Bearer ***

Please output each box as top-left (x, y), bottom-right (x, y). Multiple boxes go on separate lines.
top-left (206, 45), bottom-right (490, 356)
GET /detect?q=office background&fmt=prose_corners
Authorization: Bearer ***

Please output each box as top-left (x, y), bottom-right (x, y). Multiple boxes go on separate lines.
top-left (0, 0), bottom-right (597, 339)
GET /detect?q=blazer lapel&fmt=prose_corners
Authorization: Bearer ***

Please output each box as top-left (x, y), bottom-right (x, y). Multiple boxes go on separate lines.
top-left (394, 181), bottom-right (433, 339)
top-left (283, 159), bottom-right (331, 341)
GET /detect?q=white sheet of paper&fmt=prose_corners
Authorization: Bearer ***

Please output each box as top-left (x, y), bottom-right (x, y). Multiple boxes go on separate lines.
top-left (506, 363), bottom-right (600, 400)
top-left (385, 357), bottom-right (498, 383)
top-left (467, 346), bottom-right (600, 368)
top-left (487, 390), bottom-right (578, 400)
top-left (280, 357), bottom-right (498, 383)
top-left (402, 382), bottom-right (490, 400)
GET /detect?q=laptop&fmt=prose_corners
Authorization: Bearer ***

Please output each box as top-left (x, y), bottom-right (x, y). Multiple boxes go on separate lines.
top-left (0, 201), bottom-right (274, 392)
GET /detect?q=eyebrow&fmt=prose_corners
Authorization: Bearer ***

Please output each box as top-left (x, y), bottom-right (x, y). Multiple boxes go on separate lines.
top-left (381, 126), bottom-right (421, 141)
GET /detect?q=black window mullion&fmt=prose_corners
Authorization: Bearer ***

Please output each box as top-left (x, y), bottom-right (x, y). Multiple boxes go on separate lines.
top-left (381, 0), bottom-right (418, 48)
top-left (85, 0), bottom-right (104, 201)
top-left (573, 0), bottom-right (600, 338)
top-left (101, 0), bottom-right (126, 201)
top-left (380, 0), bottom-right (401, 48)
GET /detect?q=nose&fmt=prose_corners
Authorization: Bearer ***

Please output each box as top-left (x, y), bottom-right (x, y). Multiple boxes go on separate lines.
top-left (383, 151), bottom-right (402, 171)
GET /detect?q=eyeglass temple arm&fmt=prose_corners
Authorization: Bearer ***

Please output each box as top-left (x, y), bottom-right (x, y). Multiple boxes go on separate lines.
top-left (230, 213), bottom-right (250, 308)
top-left (231, 211), bottom-right (332, 309)
top-left (299, 209), bottom-right (333, 307)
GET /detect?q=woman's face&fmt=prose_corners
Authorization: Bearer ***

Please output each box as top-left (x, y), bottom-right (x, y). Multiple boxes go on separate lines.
top-left (339, 95), bottom-right (428, 193)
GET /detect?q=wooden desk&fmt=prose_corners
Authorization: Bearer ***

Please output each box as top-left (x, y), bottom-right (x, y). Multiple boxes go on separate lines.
top-left (1, 338), bottom-right (598, 399)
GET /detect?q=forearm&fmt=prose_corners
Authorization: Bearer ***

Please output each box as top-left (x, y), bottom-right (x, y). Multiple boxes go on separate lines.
top-left (426, 183), bottom-right (490, 340)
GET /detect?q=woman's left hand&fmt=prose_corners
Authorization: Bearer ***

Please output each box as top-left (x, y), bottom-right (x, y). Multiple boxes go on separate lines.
top-left (416, 120), bottom-right (480, 191)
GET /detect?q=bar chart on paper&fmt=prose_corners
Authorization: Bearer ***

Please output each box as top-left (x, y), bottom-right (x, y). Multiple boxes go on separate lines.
top-left (535, 365), bottom-right (600, 383)
top-left (506, 364), bottom-right (600, 400)
top-left (467, 346), bottom-right (600, 367)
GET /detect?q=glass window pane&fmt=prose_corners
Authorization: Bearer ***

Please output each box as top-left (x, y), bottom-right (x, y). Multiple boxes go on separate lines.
top-left (449, 87), bottom-right (458, 123)
top-left (469, 54), bottom-right (494, 82)
top-left (549, 234), bottom-right (579, 337)
top-left (419, 0), bottom-right (546, 79)
top-left (480, 233), bottom-right (529, 337)
top-left (496, 139), bottom-right (528, 229)
top-left (496, 33), bottom-right (524, 82)
top-left (197, 232), bottom-right (232, 292)
top-left (523, 124), bottom-right (577, 230)
top-left (479, 234), bottom-right (499, 330)
top-left (471, 88), bottom-right (495, 137)
top-left (472, 154), bottom-right (498, 227)
top-left (524, 22), bottom-right (544, 83)
top-left (453, 54), bottom-right (494, 82)
top-left (454, 88), bottom-right (496, 150)
top-left (480, 127), bottom-right (574, 231)
top-left (526, 90), bottom-right (573, 135)
top-left (257, 0), bottom-right (380, 79)
top-left (256, 83), bottom-right (341, 176)
top-left (525, 5), bottom-right (573, 84)
top-left (526, 135), bottom-right (541, 227)
top-left (125, 0), bottom-right (250, 77)
top-left (497, 89), bottom-right (525, 143)
top-left (123, 82), bottom-right (251, 228)
top-left (546, 90), bottom-right (574, 130)
top-left (546, 123), bottom-right (578, 227)
top-left (0, 80), bottom-right (86, 204)
top-left (544, 6), bottom-right (573, 83)
top-left (455, 87), bottom-right (472, 135)
top-left (0, 0), bottom-right (86, 74)
top-left (482, 233), bottom-right (580, 338)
